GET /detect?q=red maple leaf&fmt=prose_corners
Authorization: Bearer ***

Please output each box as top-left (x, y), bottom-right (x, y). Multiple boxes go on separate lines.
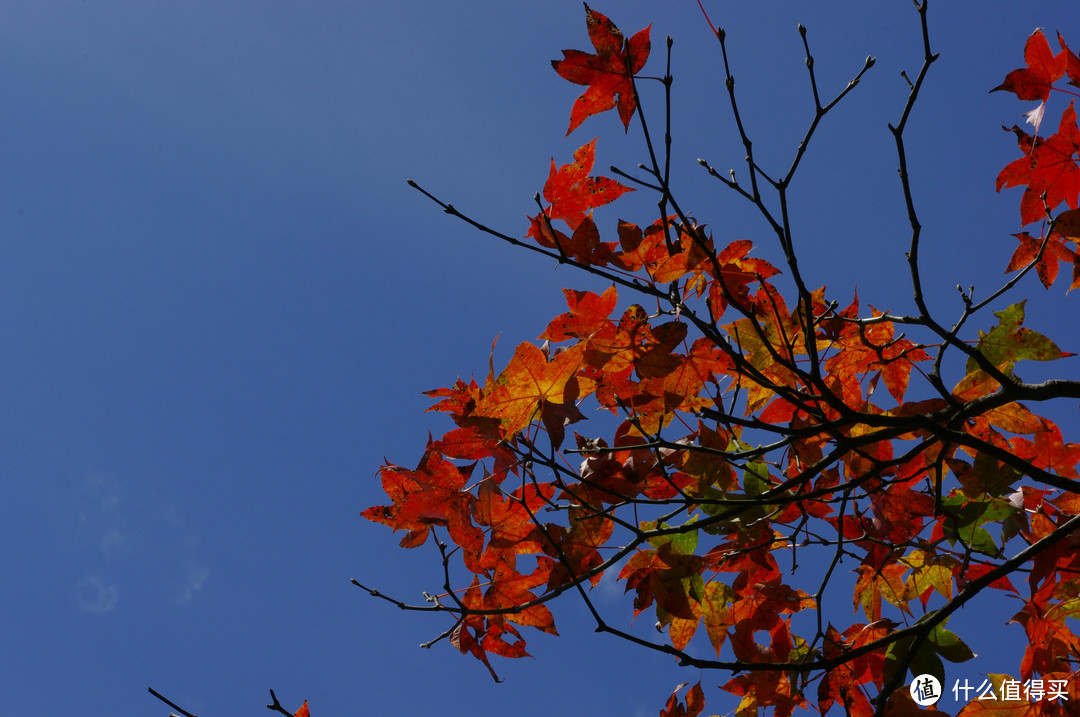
top-left (817, 625), bottom-right (877, 717)
top-left (474, 478), bottom-right (552, 566)
top-left (723, 669), bottom-right (807, 717)
top-left (660, 683), bottom-right (706, 717)
top-left (530, 139), bottom-right (631, 233)
top-left (618, 545), bottom-right (703, 619)
top-left (991, 30), bottom-right (1067, 101)
top-left (483, 558), bottom-right (558, 634)
top-left (1009, 418), bottom-right (1080, 478)
top-left (1062, 33), bottom-right (1080, 88)
top-left (362, 448), bottom-right (484, 567)
top-left (1006, 231), bottom-right (1079, 289)
top-left (540, 285), bottom-right (618, 342)
top-left (551, 4), bottom-right (651, 135)
top-left (528, 215), bottom-right (621, 267)
top-left (997, 101), bottom-right (1080, 225)
top-left (1056, 206), bottom-right (1080, 239)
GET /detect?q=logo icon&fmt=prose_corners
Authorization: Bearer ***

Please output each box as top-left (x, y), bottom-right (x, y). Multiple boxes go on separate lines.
top-left (910, 674), bottom-right (942, 706)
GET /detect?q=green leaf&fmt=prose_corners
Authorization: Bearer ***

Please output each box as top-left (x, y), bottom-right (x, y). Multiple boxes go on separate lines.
top-left (885, 632), bottom-right (946, 686)
top-left (883, 634), bottom-right (916, 684)
top-left (644, 519), bottom-right (699, 555)
top-left (928, 624), bottom-right (976, 663)
top-left (909, 646), bottom-right (944, 687)
top-left (966, 300), bottom-right (1074, 377)
top-left (949, 454), bottom-right (1022, 499)
top-left (940, 493), bottom-right (1017, 556)
top-left (743, 457), bottom-right (769, 496)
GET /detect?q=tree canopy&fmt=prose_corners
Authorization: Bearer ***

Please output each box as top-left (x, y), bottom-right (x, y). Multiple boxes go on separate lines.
top-left (149, 3), bottom-right (1080, 716)
top-left (357, 3), bottom-right (1080, 715)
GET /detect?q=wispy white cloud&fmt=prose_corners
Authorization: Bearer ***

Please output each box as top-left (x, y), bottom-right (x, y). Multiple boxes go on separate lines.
top-left (176, 561), bottom-right (209, 604)
top-left (75, 575), bottom-right (118, 613)
top-left (68, 471), bottom-right (210, 611)
top-left (592, 555), bottom-right (629, 604)
top-left (162, 505), bottom-right (209, 605)
top-left (76, 473), bottom-right (129, 558)
top-left (98, 525), bottom-right (127, 556)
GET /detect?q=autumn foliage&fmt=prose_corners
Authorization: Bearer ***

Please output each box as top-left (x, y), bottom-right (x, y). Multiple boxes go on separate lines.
top-left (359, 4), bottom-right (1080, 717)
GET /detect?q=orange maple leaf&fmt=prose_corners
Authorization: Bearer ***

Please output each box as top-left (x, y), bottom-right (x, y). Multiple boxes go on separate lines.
top-left (477, 342), bottom-right (585, 436)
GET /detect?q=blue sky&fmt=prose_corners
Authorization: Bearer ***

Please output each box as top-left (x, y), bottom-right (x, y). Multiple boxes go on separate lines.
top-left (1, 2), bottom-right (1077, 715)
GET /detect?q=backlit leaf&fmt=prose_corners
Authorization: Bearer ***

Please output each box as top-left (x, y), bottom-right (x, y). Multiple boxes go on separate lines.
top-left (991, 30), bottom-right (1067, 101)
top-left (551, 5), bottom-right (651, 134)
top-left (966, 300), bottom-right (1073, 376)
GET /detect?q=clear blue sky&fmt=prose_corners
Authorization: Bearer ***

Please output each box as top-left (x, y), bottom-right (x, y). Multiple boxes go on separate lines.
top-left (1, 2), bottom-right (1076, 715)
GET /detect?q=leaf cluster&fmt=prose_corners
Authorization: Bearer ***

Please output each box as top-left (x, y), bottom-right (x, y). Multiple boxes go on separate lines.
top-left (361, 5), bottom-right (1080, 717)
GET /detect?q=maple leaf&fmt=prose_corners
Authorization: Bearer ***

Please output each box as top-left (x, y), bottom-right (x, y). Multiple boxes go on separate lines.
top-left (867, 484), bottom-right (935, 544)
top-left (659, 683), bottom-right (706, 717)
top-left (552, 4), bottom-right (651, 135)
top-left (474, 477), bottom-right (553, 567)
top-left (423, 377), bottom-right (481, 417)
top-left (949, 453), bottom-right (1021, 498)
top-left (1009, 419), bottom-right (1080, 478)
top-left (722, 669), bottom-right (807, 717)
top-left (853, 563), bottom-right (909, 622)
top-left (1056, 206), bottom-right (1080, 240)
top-left (1010, 592), bottom-right (1080, 680)
top-left (477, 342), bottom-right (585, 437)
top-left (991, 30), bottom-right (1067, 101)
top-left (586, 304), bottom-right (688, 380)
top-left (959, 562), bottom-right (1018, 594)
top-left (722, 285), bottom-right (809, 413)
top-left (1062, 32), bottom-right (1080, 88)
top-left (293, 702), bottom-right (309, 717)
top-left (820, 621), bottom-right (898, 715)
top-left (619, 524), bottom-right (705, 620)
top-left (966, 300), bottom-right (1074, 377)
top-left (652, 222), bottom-right (715, 283)
top-left (483, 559), bottom-right (558, 634)
top-left (818, 625), bottom-right (876, 717)
top-left (532, 140), bottom-right (632, 235)
top-left (431, 425), bottom-right (514, 466)
top-left (541, 507), bottom-right (613, 590)
top-left (700, 580), bottom-right (735, 656)
top-left (451, 577), bottom-right (506, 682)
top-left (540, 285), bottom-right (618, 342)
top-left (952, 366), bottom-right (1004, 402)
top-left (645, 337), bottom-right (733, 418)
top-left (997, 101), bottom-right (1080, 225)
top-left (824, 309), bottom-right (930, 404)
top-left (362, 448), bottom-right (485, 568)
top-left (1006, 231), bottom-right (1078, 289)
top-left (612, 218), bottom-right (670, 274)
top-left (528, 215), bottom-right (622, 267)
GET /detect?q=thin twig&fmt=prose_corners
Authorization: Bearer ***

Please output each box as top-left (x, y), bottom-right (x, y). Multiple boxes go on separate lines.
top-left (148, 688), bottom-right (198, 717)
